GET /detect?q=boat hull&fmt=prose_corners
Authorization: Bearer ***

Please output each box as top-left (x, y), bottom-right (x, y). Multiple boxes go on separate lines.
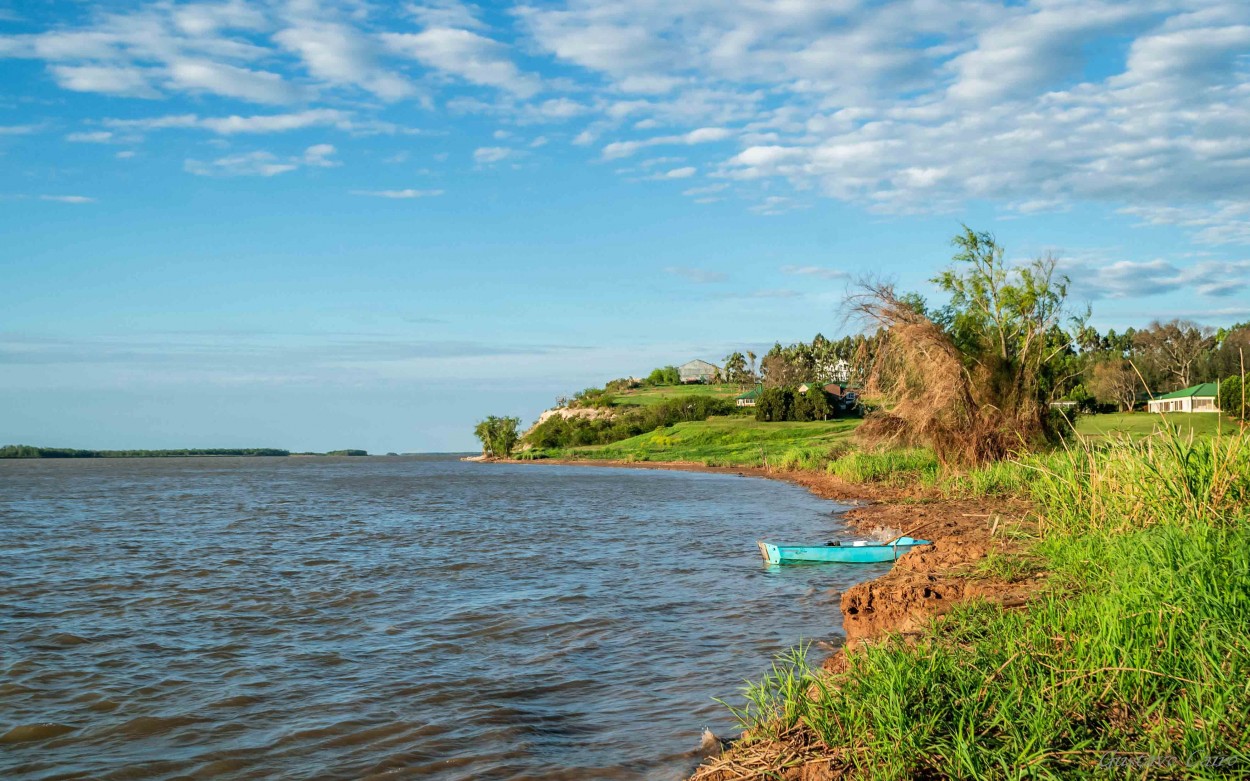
top-left (757, 538), bottom-right (930, 564)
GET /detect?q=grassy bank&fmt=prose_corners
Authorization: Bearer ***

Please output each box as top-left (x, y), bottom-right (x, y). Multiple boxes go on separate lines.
top-left (526, 416), bottom-right (860, 468)
top-left (1073, 411), bottom-right (1239, 439)
top-left (701, 425), bottom-right (1250, 779)
top-left (611, 383), bottom-right (744, 407)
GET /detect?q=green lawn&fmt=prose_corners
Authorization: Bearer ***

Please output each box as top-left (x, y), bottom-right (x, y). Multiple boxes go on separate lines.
top-left (557, 416), bottom-right (860, 467)
top-left (1074, 411), bottom-right (1241, 438)
top-left (611, 383), bottom-right (746, 407)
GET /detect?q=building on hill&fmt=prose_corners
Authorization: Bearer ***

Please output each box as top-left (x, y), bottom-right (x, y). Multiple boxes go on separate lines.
top-left (678, 359), bottom-right (720, 384)
top-left (830, 359), bottom-right (852, 383)
top-left (736, 386), bottom-right (763, 407)
top-left (1146, 383), bottom-right (1221, 413)
top-left (822, 383), bottom-right (860, 412)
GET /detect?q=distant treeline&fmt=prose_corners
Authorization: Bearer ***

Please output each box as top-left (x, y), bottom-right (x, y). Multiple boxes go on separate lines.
top-left (0, 445), bottom-right (292, 459)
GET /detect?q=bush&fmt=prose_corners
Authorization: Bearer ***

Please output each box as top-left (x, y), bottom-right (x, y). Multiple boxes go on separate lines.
top-left (756, 387), bottom-right (840, 422)
top-left (1218, 375), bottom-right (1246, 420)
top-left (644, 366), bottom-right (681, 386)
top-left (524, 396), bottom-right (736, 450)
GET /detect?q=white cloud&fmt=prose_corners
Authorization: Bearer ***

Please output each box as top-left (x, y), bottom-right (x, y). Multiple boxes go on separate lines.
top-left (184, 144), bottom-right (339, 177)
top-left (5, 0), bottom-right (1250, 250)
top-left (50, 64), bottom-right (160, 98)
top-left (302, 143), bottom-right (339, 167)
top-left (350, 189), bottom-right (444, 198)
top-left (660, 166), bottom-right (695, 179)
top-left (165, 59), bottom-right (304, 104)
top-left (473, 146), bottom-right (513, 163)
top-left (66, 131), bottom-right (114, 143)
top-left (382, 28), bottom-right (540, 97)
top-left (103, 109), bottom-right (356, 136)
top-left (602, 127), bottom-right (732, 159)
top-left (0, 124), bottom-right (40, 135)
top-left (274, 20), bottom-right (413, 100)
top-left (40, 195), bottom-right (95, 203)
top-left (1060, 255), bottom-right (1250, 299)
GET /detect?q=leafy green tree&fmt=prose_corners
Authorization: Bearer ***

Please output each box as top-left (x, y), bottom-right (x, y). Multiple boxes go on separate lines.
top-left (931, 225), bottom-right (1077, 442)
top-left (808, 389), bottom-right (834, 421)
top-left (722, 352), bottom-right (750, 386)
top-left (644, 366), bottom-right (681, 386)
top-left (473, 416), bottom-right (521, 458)
top-left (1218, 375), bottom-right (1246, 420)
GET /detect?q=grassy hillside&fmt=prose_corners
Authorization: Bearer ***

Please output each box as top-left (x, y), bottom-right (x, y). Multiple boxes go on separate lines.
top-left (610, 383), bottom-right (745, 407)
top-left (553, 416), bottom-right (860, 467)
top-left (1073, 411), bottom-right (1240, 438)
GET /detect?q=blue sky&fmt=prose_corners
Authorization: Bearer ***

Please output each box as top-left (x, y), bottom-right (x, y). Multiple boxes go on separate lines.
top-left (2, 0), bottom-right (1250, 452)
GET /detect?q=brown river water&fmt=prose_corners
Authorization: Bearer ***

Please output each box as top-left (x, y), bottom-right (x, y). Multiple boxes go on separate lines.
top-left (0, 456), bottom-right (888, 780)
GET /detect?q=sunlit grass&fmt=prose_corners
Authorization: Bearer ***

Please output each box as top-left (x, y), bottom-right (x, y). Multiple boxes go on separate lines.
top-left (714, 424), bottom-right (1250, 779)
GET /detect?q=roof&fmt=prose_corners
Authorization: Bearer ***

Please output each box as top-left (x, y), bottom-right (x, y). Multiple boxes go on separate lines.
top-left (679, 359), bottom-right (719, 370)
top-left (1152, 382), bottom-right (1219, 400)
top-left (736, 386), bottom-right (763, 399)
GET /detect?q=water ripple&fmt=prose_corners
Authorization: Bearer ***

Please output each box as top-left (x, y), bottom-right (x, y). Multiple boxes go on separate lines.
top-left (0, 456), bottom-right (884, 780)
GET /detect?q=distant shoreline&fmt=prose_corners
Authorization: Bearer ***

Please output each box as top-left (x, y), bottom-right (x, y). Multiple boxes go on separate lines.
top-left (0, 445), bottom-right (369, 459)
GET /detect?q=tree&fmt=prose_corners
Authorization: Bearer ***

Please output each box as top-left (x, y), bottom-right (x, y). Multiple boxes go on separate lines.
top-left (473, 415), bottom-right (521, 458)
top-left (746, 350), bottom-right (757, 383)
top-left (1218, 375), bottom-right (1247, 420)
top-left (755, 388), bottom-right (793, 422)
top-left (761, 345), bottom-right (807, 388)
top-left (644, 365), bottom-right (681, 386)
top-left (849, 227), bottom-right (1078, 464)
top-left (1211, 326), bottom-right (1250, 380)
top-left (931, 227), bottom-right (1076, 435)
top-left (722, 352), bottom-right (750, 386)
top-left (1087, 359), bottom-right (1139, 412)
top-left (1133, 319), bottom-right (1215, 391)
top-left (808, 389), bottom-right (834, 421)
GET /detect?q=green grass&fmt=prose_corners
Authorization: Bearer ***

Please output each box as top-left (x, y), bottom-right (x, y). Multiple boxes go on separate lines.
top-left (549, 415), bottom-right (860, 467)
top-left (717, 424), bottom-right (1250, 779)
top-left (1073, 411), bottom-right (1240, 439)
top-left (610, 383), bottom-right (745, 407)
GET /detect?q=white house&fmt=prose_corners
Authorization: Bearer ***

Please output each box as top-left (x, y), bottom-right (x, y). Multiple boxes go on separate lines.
top-left (1146, 383), bottom-right (1220, 413)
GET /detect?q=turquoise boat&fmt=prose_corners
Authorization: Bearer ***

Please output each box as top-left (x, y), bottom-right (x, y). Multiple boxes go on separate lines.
top-left (757, 537), bottom-right (930, 564)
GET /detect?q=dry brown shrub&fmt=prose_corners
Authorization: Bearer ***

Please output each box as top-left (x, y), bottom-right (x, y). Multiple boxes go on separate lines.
top-left (848, 282), bottom-right (1041, 465)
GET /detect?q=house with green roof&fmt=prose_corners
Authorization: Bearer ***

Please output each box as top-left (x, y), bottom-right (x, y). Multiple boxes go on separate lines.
top-left (735, 386), bottom-right (763, 407)
top-left (1146, 382), bottom-right (1221, 414)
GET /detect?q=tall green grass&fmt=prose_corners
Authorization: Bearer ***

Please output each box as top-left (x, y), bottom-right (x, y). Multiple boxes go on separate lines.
top-left (826, 448), bottom-right (940, 486)
top-left (1024, 422), bottom-right (1250, 534)
top-left (719, 424), bottom-right (1250, 779)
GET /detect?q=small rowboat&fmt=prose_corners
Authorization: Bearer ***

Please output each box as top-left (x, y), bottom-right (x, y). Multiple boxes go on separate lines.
top-left (757, 537), bottom-right (930, 564)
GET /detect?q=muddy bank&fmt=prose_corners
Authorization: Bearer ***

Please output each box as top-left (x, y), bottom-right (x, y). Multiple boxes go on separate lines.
top-left (494, 457), bottom-right (1042, 779)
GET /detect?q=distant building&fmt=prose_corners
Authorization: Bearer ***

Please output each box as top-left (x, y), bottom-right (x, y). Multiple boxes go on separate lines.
top-left (829, 359), bottom-right (852, 384)
top-left (678, 359), bottom-right (720, 384)
top-left (823, 383), bottom-right (858, 402)
top-left (736, 386), bottom-right (763, 407)
top-left (1146, 383), bottom-right (1221, 413)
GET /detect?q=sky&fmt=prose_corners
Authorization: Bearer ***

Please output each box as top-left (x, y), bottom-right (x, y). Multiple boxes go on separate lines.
top-left (2, 0), bottom-right (1250, 452)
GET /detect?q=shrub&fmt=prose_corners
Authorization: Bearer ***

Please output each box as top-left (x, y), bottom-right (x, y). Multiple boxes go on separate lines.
top-left (1218, 374), bottom-right (1246, 420)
